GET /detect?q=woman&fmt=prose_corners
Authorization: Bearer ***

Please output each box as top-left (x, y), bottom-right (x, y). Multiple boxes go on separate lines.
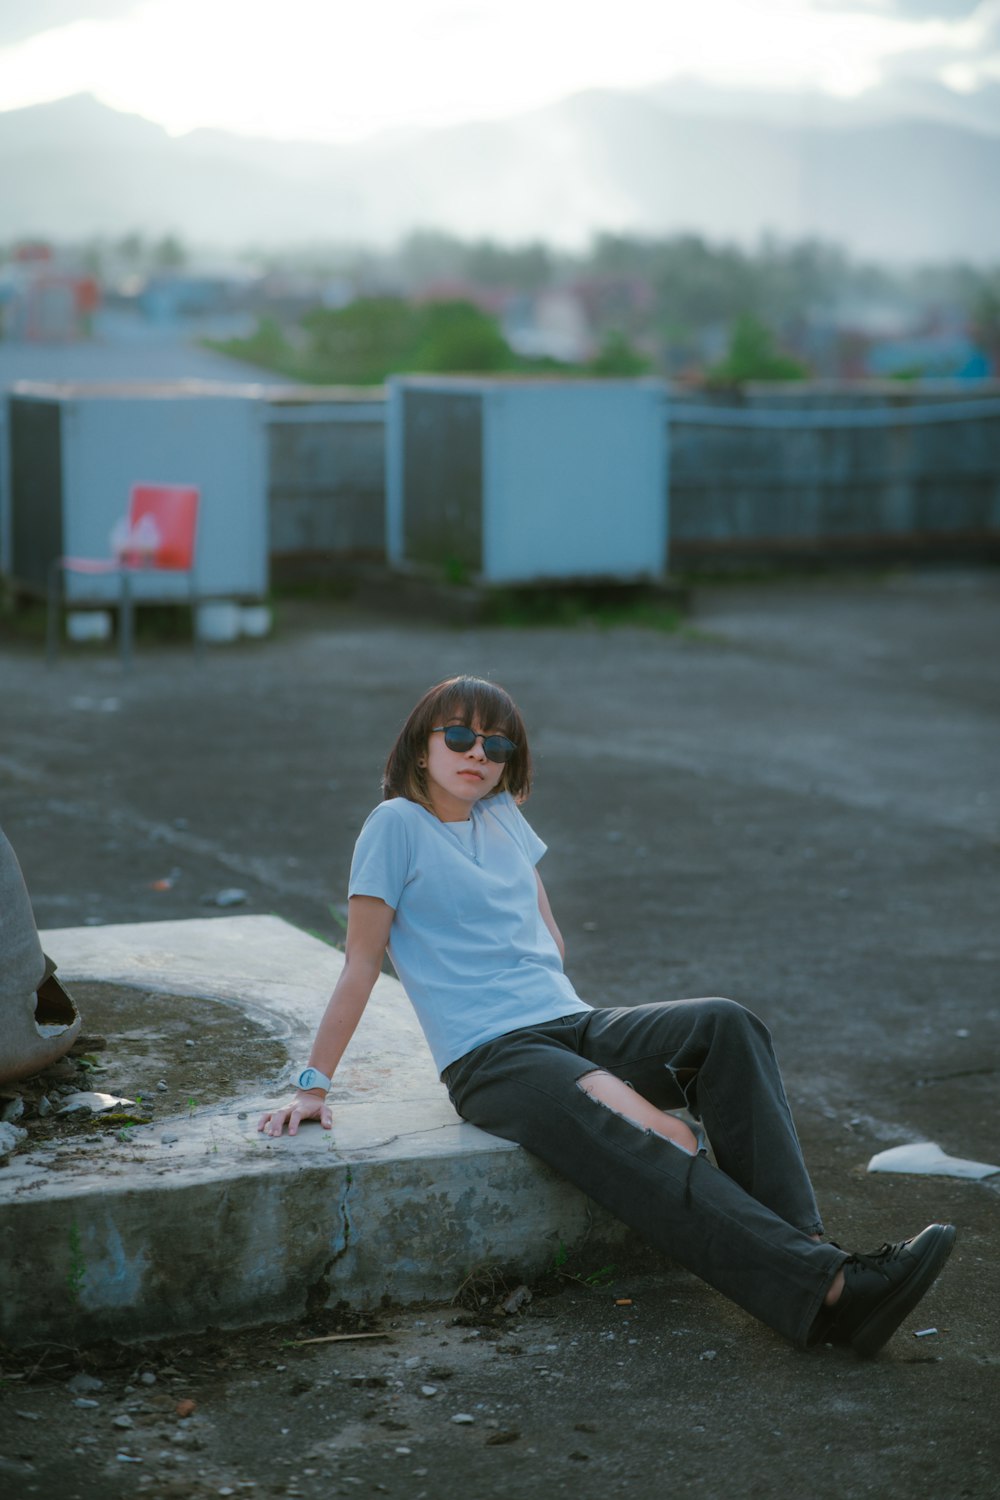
top-left (259, 675), bottom-right (954, 1355)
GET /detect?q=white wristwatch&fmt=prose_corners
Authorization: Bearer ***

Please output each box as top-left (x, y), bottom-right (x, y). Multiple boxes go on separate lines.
top-left (294, 1066), bottom-right (332, 1093)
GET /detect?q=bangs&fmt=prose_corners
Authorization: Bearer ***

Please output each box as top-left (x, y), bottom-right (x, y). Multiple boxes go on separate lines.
top-left (429, 678), bottom-right (521, 742)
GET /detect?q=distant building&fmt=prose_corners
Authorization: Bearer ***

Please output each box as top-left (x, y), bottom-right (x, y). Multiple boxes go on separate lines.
top-left (503, 289), bottom-right (594, 364)
top-left (864, 336), bottom-right (991, 381)
top-left (0, 242), bottom-right (100, 343)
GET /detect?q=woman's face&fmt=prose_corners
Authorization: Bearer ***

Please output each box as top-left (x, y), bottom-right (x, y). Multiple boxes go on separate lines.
top-left (423, 716), bottom-right (506, 821)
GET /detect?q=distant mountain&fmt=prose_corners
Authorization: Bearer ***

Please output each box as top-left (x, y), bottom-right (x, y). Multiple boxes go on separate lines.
top-left (640, 73), bottom-right (1000, 137)
top-left (1, 88), bottom-right (998, 262)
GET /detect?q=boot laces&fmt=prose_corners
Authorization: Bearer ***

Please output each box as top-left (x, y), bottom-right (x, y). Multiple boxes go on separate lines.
top-left (851, 1239), bottom-right (905, 1279)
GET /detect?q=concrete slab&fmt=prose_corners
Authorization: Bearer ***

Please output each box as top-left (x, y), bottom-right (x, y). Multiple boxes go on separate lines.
top-left (0, 916), bottom-right (618, 1347)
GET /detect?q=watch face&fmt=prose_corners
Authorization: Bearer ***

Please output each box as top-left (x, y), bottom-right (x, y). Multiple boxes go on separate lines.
top-left (298, 1068), bottom-right (320, 1089)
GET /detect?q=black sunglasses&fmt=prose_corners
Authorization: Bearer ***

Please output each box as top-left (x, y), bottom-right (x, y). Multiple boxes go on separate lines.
top-left (431, 725), bottom-right (518, 764)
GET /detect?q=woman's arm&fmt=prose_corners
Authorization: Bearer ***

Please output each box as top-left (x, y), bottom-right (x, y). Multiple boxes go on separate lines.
top-left (257, 894), bottom-right (394, 1137)
top-left (536, 870), bottom-right (565, 962)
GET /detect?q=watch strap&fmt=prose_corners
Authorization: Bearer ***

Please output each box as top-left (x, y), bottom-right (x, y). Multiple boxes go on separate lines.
top-left (294, 1066), bottom-right (332, 1093)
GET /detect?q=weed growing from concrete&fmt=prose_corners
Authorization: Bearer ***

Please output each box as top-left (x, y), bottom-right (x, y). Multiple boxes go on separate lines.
top-left (66, 1222), bottom-right (86, 1306)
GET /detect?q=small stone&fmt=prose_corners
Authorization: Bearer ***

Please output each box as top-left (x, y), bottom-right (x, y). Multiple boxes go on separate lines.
top-left (74, 1398), bottom-right (100, 1409)
top-left (140, 1372), bottom-right (157, 1386)
top-left (451, 1413), bottom-right (475, 1424)
top-left (420, 1385), bottom-right (438, 1398)
top-left (204, 888), bottom-right (249, 908)
top-left (175, 1399), bottom-right (197, 1418)
top-left (0, 1121), bottom-right (28, 1156)
top-left (699, 1349), bottom-right (717, 1361)
top-left (161, 1134), bottom-right (180, 1145)
top-left (37, 1096), bottom-right (53, 1117)
top-left (157, 1081), bottom-right (169, 1092)
top-left (1, 1097), bottom-right (25, 1123)
top-left (116, 1454), bottom-right (142, 1463)
top-left (499, 1284), bottom-right (532, 1316)
top-left (113, 1414), bottom-right (134, 1429)
top-left (67, 1373), bottom-right (104, 1395)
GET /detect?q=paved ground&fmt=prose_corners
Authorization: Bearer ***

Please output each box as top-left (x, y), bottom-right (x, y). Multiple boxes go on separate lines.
top-left (0, 569), bottom-right (998, 1499)
top-left (0, 311), bottom-right (293, 388)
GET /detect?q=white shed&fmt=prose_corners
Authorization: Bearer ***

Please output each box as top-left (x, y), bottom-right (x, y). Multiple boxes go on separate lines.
top-left (386, 377), bottom-right (669, 585)
top-left (8, 382), bottom-right (268, 606)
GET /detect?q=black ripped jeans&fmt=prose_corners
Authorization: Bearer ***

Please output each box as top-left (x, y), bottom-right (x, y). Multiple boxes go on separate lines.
top-left (442, 998), bottom-right (847, 1348)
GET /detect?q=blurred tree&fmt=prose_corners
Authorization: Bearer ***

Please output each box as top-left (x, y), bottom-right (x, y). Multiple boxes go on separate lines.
top-left (153, 234), bottom-right (187, 270)
top-left (240, 317), bottom-right (299, 375)
top-left (396, 230), bottom-right (468, 288)
top-left (117, 231), bottom-right (145, 265)
top-left (707, 313), bottom-right (808, 385)
top-left (461, 239), bottom-right (553, 292)
top-left (300, 297), bottom-right (420, 383)
top-left (407, 300), bottom-right (512, 372)
top-left (968, 275), bottom-right (1000, 372)
top-left (81, 237), bottom-right (105, 277)
top-left (660, 237), bottom-right (758, 326)
top-left (292, 297), bottom-right (511, 382)
top-left (587, 329), bottom-right (651, 376)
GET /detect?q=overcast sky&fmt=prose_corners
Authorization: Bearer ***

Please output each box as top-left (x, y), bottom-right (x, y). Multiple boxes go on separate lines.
top-left (0, 0), bottom-right (997, 141)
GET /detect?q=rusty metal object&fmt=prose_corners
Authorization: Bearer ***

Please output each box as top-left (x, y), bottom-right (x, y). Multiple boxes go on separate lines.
top-left (0, 827), bottom-right (81, 1083)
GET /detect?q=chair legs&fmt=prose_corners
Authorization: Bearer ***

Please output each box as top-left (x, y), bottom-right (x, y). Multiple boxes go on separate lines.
top-left (46, 560), bottom-right (63, 665)
top-left (47, 562), bottom-right (199, 669)
top-left (119, 571), bottom-right (133, 671)
top-left (47, 561), bottom-right (132, 671)
top-left (190, 572), bottom-right (203, 662)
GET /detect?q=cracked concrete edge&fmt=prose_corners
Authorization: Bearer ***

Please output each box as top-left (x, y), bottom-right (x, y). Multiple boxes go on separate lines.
top-left (0, 1146), bottom-right (626, 1347)
top-left (0, 915), bottom-right (615, 1345)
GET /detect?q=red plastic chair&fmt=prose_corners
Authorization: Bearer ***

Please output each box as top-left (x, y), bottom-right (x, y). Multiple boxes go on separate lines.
top-left (47, 483), bottom-right (201, 667)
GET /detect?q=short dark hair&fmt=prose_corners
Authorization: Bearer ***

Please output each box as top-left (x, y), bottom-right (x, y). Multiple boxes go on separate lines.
top-left (383, 676), bottom-right (532, 808)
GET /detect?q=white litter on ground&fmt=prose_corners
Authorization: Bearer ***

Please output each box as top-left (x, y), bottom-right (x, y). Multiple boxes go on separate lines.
top-left (867, 1141), bottom-right (999, 1180)
top-left (56, 1091), bottom-right (137, 1116)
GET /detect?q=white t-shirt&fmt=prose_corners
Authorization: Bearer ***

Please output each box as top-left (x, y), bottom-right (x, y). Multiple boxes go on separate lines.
top-left (348, 792), bottom-right (591, 1073)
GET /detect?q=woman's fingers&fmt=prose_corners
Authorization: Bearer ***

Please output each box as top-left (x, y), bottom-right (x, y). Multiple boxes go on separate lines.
top-left (256, 1106), bottom-right (289, 1134)
top-left (256, 1097), bottom-right (332, 1136)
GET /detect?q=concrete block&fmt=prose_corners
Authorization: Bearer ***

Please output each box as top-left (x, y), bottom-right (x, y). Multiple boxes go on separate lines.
top-left (0, 916), bottom-right (622, 1346)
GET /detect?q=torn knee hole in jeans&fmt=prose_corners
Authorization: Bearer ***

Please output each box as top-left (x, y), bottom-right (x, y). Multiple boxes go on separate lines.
top-left (576, 1070), bottom-right (699, 1157)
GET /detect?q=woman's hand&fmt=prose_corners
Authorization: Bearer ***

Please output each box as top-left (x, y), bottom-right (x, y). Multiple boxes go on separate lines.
top-left (257, 1090), bottom-right (332, 1137)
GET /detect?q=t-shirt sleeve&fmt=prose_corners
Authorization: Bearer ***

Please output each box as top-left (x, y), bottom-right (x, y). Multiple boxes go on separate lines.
top-left (493, 793), bottom-right (547, 866)
top-left (348, 802), bottom-right (412, 910)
